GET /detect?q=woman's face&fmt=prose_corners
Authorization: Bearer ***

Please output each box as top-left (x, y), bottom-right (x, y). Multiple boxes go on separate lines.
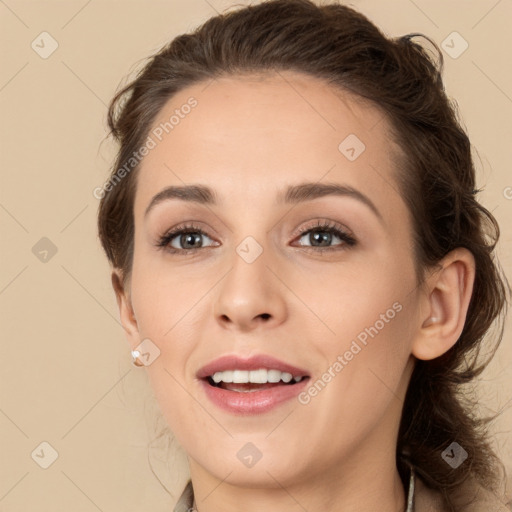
top-left (122, 71), bottom-right (424, 487)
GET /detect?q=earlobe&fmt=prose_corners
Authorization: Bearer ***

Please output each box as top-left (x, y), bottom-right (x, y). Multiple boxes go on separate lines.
top-left (412, 248), bottom-right (476, 361)
top-left (111, 270), bottom-right (139, 343)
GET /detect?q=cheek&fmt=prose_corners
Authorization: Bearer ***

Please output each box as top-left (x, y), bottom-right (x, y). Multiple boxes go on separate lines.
top-left (321, 300), bottom-right (410, 393)
top-left (298, 299), bottom-right (413, 442)
top-left (128, 257), bottom-right (231, 408)
top-left (301, 265), bottom-right (406, 340)
top-left (299, 264), bottom-right (414, 393)
top-left (130, 256), bottom-right (208, 333)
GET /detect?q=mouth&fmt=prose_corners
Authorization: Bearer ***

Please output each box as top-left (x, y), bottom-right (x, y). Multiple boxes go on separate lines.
top-left (204, 369), bottom-right (308, 393)
top-left (197, 354), bottom-right (311, 414)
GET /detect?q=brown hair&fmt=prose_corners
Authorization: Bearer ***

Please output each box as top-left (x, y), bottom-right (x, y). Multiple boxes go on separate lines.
top-left (97, 0), bottom-right (510, 507)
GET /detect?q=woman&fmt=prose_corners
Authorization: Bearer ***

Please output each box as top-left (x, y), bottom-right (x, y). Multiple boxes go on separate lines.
top-left (97, 0), bottom-right (510, 510)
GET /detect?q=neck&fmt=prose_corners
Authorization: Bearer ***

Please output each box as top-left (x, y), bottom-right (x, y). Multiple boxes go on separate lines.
top-left (187, 446), bottom-right (407, 512)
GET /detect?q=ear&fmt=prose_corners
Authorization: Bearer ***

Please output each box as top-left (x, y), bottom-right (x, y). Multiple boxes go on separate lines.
top-left (111, 269), bottom-right (140, 349)
top-left (412, 247), bottom-right (476, 360)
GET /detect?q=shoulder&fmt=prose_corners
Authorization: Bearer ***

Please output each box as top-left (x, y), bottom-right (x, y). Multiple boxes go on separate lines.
top-left (415, 476), bottom-right (511, 512)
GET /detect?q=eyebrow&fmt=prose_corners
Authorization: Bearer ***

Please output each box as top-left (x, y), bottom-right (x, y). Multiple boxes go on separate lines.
top-left (144, 181), bottom-right (383, 223)
top-left (280, 182), bottom-right (383, 223)
top-left (145, 184), bottom-right (217, 217)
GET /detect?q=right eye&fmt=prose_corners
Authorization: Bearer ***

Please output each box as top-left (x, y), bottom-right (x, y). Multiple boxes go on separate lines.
top-left (157, 224), bottom-right (218, 254)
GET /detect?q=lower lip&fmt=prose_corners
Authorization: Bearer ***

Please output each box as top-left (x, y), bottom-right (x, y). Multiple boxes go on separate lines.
top-left (200, 378), bottom-right (310, 415)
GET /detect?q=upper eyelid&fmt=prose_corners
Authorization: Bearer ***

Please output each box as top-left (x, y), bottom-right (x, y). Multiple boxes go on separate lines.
top-left (296, 219), bottom-right (352, 234)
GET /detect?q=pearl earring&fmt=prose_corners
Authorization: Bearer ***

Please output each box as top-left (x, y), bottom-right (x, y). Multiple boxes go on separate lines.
top-left (131, 349), bottom-right (145, 367)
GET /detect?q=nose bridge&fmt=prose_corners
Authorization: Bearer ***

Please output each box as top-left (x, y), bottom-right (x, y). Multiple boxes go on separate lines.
top-left (213, 232), bottom-right (287, 330)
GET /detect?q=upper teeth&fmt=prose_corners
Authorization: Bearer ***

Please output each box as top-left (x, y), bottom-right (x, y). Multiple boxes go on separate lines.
top-left (211, 369), bottom-right (304, 384)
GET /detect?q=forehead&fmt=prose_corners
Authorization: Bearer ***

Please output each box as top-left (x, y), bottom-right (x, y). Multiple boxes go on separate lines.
top-left (134, 71), bottom-right (405, 219)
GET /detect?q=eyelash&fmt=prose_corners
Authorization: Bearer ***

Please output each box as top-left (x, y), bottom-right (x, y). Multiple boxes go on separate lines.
top-left (156, 220), bottom-right (357, 255)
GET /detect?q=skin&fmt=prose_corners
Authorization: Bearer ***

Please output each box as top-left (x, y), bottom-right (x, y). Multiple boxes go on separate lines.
top-left (113, 71), bottom-right (475, 512)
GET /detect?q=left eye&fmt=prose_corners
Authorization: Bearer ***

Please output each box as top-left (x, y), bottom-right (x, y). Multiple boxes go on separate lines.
top-left (164, 230), bottom-right (216, 251)
top-left (295, 226), bottom-right (355, 249)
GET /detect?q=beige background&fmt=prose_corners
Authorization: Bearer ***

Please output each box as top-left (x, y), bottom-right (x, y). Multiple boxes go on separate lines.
top-left (1, 0), bottom-right (511, 510)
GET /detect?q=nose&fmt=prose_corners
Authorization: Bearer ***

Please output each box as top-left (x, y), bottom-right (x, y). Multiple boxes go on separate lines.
top-left (213, 246), bottom-right (288, 333)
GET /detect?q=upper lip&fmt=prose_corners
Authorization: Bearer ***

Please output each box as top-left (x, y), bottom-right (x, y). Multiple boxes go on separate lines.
top-left (196, 354), bottom-right (310, 379)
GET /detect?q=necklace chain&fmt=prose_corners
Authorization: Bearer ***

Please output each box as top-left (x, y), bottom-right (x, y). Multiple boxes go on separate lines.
top-left (406, 469), bottom-right (415, 512)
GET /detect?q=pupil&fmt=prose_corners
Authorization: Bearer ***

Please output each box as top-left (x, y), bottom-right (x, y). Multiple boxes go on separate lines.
top-left (182, 233), bottom-right (201, 249)
top-left (311, 231), bottom-right (331, 246)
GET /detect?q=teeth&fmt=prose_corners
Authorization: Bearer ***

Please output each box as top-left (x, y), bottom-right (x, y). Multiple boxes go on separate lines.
top-left (210, 369), bottom-right (304, 384)
top-left (233, 370), bottom-right (248, 383)
top-left (267, 369), bottom-right (281, 383)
